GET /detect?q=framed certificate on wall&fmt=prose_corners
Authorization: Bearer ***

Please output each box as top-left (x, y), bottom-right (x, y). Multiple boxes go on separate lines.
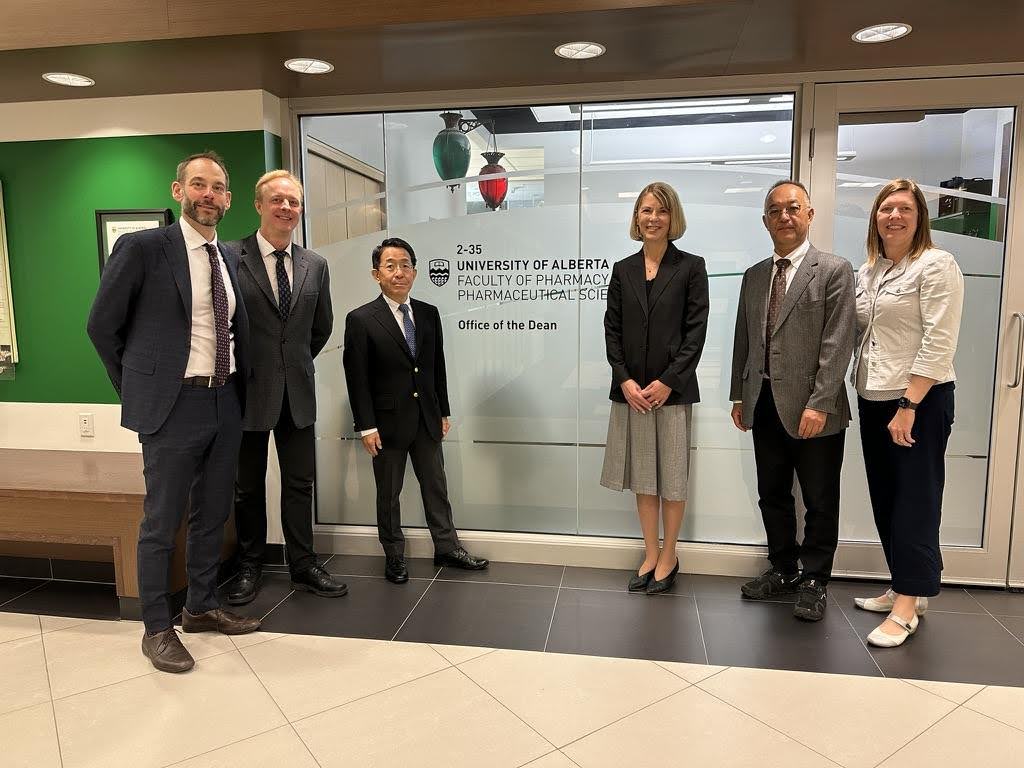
top-left (96, 208), bottom-right (174, 272)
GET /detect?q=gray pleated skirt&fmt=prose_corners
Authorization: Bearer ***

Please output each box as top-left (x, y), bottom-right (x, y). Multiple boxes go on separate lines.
top-left (600, 402), bottom-right (693, 501)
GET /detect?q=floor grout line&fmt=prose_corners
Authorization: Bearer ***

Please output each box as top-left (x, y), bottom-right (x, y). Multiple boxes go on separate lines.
top-left (0, 579), bottom-right (51, 609)
top-left (234, 646), bottom-right (324, 768)
top-left (542, 567), bottom-right (566, 652)
top-left (962, 592), bottom-right (1024, 649)
top-left (834, 599), bottom-right (887, 678)
top-left (867, 705), bottom-right (964, 768)
top-left (259, 590), bottom-right (297, 624)
top-left (556, 684), bottom-right (695, 752)
top-left (691, 592), bottom-right (710, 665)
top-left (452, 665), bottom-right (560, 753)
top-left (157, 724), bottom-right (290, 768)
top-left (35, 614), bottom-right (65, 768)
top-left (390, 567), bottom-right (441, 642)
top-left (695, 684), bottom-right (844, 767)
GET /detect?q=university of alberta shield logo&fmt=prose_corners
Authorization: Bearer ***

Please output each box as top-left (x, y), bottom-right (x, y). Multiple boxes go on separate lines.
top-left (429, 258), bottom-right (450, 287)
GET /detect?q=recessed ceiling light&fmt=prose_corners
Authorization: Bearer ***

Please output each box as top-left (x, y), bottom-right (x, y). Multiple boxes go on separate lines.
top-left (42, 72), bottom-right (94, 87)
top-left (284, 58), bottom-right (334, 74)
top-left (852, 23), bottom-right (912, 44)
top-left (554, 42), bottom-right (606, 60)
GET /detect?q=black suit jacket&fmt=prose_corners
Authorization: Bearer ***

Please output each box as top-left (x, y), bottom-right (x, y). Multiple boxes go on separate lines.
top-left (231, 233), bottom-right (333, 431)
top-left (342, 295), bottom-right (450, 448)
top-left (604, 241), bottom-right (710, 405)
top-left (87, 222), bottom-right (248, 435)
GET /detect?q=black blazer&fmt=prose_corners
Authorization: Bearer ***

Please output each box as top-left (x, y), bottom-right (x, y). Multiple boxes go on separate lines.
top-left (87, 222), bottom-right (249, 435)
top-left (604, 241), bottom-right (709, 405)
top-left (231, 233), bottom-right (333, 431)
top-left (342, 295), bottom-right (450, 448)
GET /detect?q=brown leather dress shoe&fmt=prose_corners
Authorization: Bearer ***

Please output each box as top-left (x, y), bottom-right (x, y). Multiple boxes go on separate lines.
top-left (182, 607), bottom-right (261, 635)
top-left (141, 629), bottom-right (194, 673)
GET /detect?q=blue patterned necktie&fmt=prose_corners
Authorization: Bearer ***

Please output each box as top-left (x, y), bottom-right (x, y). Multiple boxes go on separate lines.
top-left (273, 250), bottom-right (291, 321)
top-left (202, 243), bottom-right (230, 382)
top-left (398, 303), bottom-right (416, 357)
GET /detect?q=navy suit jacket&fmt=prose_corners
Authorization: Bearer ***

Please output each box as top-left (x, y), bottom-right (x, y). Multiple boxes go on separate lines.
top-left (87, 222), bottom-right (249, 435)
top-left (342, 295), bottom-right (449, 448)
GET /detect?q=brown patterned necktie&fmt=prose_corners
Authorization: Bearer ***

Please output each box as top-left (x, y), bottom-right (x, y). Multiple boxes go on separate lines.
top-left (764, 257), bottom-right (790, 377)
top-left (203, 243), bottom-right (231, 383)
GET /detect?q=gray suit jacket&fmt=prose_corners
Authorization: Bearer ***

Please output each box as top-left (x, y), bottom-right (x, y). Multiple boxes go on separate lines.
top-left (231, 233), bottom-right (333, 431)
top-left (729, 244), bottom-right (855, 438)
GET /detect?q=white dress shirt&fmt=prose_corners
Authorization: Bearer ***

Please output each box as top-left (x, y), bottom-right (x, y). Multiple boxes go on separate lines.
top-left (181, 218), bottom-right (236, 377)
top-left (256, 230), bottom-right (293, 305)
top-left (770, 238), bottom-right (810, 296)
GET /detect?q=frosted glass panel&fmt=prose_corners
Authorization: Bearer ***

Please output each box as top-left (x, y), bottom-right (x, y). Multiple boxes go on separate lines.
top-left (833, 106), bottom-right (1015, 547)
top-left (304, 95), bottom-right (796, 538)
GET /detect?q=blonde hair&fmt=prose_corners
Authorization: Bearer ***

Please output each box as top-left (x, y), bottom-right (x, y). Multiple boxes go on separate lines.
top-left (866, 178), bottom-right (934, 266)
top-left (629, 182), bottom-right (686, 241)
top-left (255, 170), bottom-right (304, 203)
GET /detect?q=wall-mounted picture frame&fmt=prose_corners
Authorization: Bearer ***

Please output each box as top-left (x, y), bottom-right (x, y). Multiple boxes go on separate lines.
top-left (96, 208), bottom-right (174, 272)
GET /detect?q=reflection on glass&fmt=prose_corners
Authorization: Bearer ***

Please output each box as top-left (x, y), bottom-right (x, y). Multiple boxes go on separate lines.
top-left (833, 107), bottom-right (1015, 547)
top-left (303, 95), bottom-right (797, 541)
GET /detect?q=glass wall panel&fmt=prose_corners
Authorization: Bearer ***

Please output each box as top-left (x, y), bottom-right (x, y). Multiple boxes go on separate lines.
top-left (832, 107), bottom-right (1015, 547)
top-left (304, 95), bottom-right (795, 539)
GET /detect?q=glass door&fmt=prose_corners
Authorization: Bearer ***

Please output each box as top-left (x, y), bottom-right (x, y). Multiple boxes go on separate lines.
top-left (810, 77), bottom-right (1024, 586)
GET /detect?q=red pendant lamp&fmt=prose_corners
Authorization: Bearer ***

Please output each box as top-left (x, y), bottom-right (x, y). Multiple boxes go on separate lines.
top-left (477, 123), bottom-right (508, 211)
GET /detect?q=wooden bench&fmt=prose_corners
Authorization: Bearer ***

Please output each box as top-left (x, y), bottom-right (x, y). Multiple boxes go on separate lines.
top-left (0, 448), bottom-right (235, 619)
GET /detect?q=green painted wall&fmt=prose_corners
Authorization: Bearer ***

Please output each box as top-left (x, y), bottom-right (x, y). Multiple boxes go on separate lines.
top-left (0, 130), bottom-right (281, 404)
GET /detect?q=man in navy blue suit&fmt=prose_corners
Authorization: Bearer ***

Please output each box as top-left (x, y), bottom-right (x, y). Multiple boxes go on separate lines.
top-left (88, 152), bottom-right (260, 673)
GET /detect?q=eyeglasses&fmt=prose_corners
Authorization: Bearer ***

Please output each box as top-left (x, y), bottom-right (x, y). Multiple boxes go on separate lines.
top-left (377, 262), bottom-right (415, 273)
top-left (765, 205), bottom-right (803, 219)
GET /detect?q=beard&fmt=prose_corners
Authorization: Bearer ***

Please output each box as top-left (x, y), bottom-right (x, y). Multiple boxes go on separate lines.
top-left (182, 197), bottom-right (226, 227)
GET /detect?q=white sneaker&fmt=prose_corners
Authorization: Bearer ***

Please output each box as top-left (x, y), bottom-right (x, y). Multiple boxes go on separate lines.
top-left (854, 589), bottom-right (928, 616)
top-left (867, 611), bottom-right (919, 648)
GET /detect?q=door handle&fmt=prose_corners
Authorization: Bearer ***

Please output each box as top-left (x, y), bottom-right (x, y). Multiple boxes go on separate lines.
top-left (1010, 312), bottom-right (1024, 388)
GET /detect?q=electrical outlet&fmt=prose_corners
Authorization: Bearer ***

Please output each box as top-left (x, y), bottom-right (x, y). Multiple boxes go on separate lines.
top-left (78, 412), bottom-right (95, 438)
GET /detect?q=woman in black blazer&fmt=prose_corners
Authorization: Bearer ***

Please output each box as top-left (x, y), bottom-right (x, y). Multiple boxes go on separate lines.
top-left (601, 182), bottom-right (710, 593)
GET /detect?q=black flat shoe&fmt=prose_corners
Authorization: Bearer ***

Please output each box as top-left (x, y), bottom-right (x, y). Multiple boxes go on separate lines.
top-left (628, 568), bottom-right (655, 592)
top-left (434, 546), bottom-right (489, 570)
top-left (646, 560), bottom-right (680, 595)
top-left (226, 562), bottom-right (261, 606)
top-left (291, 564), bottom-right (348, 598)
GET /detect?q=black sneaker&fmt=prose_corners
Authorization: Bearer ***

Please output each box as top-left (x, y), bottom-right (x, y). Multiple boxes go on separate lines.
top-left (740, 567), bottom-right (801, 600)
top-left (793, 579), bottom-right (828, 621)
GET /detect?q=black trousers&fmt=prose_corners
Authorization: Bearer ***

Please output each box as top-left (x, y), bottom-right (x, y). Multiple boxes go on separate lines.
top-left (234, 388), bottom-right (317, 575)
top-left (372, 415), bottom-right (460, 559)
top-left (752, 385), bottom-right (845, 582)
top-left (138, 383), bottom-right (242, 634)
top-left (858, 383), bottom-right (954, 597)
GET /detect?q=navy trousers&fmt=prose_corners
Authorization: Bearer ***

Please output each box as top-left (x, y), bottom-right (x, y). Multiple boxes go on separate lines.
top-left (138, 383), bottom-right (242, 633)
top-left (858, 382), bottom-right (954, 597)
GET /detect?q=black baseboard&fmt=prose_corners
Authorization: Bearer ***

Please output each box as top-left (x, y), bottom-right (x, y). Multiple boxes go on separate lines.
top-left (0, 555), bottom-right (115, 583)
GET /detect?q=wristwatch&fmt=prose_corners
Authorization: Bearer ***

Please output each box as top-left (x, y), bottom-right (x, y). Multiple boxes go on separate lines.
top-left (897, 397), bottom-right (918, 411)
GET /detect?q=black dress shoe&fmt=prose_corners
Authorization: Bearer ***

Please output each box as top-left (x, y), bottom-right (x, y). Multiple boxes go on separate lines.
top-left (646, 559), bottom-right (679, 595)
top-left (628, 568), bottom-right (655, 592)
top-left (226, 561), bottom-right (261, 606)
top-left (793, 579), bottom-right (828, 622)
top-left (141, 629), bottom-right (194, 673)
top-left (291, 564), bottom-right (348, 597)
top-left (385, 556), bottom-right (409, 584)
top-left (434, 546), bottom-right (489, 570)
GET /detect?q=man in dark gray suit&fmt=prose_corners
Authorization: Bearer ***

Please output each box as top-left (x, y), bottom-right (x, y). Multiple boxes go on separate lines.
top-left (229, 170), bottom-right (346, 605)
top-left (88, 152), bottom-right (260, 673)
top-left (730, 179), bottom-right (855, 621)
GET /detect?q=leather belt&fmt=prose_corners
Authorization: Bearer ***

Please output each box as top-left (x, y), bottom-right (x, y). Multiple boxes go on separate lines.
top-left (182, 373), bottom-right (235, 388)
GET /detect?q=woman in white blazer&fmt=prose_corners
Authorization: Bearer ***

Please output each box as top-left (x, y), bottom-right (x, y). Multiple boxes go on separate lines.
top-left (850, 178), bottom-right (964, 648)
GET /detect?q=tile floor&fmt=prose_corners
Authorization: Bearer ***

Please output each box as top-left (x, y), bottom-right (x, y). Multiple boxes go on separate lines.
top-left (1, 558), bottom-right (1023, 767)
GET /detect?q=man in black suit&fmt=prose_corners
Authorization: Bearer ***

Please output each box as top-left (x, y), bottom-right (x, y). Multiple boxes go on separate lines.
top-left (87, 152), bottom-right (260, 673)
top-left (342, 237), bottom-right (488, 583)
top-left (228, 170), bottom-right (346, 604)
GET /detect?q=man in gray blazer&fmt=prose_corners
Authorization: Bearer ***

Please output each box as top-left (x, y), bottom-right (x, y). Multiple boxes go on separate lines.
top-left (730, 179), bottom-right (855, 621)
top-left (228, 170), bottom-right (346, 605)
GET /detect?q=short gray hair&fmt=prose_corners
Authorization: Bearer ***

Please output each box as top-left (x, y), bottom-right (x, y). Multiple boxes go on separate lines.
top-left (763, 179), bottom-right (810, 214)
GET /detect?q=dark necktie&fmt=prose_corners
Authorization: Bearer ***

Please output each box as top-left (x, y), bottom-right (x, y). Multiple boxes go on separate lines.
top-left (203, 243), bottom-right (231, 382)
top-left (273, 250), bottom-right (291, 321)
top-left (399, 303), bottom-right (417, 357)
top-left (764, 257), bottom-right (791, 377)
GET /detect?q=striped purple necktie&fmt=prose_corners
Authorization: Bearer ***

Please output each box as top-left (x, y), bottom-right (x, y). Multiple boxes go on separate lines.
top-left (203, 243), bottom-right (231, 382)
